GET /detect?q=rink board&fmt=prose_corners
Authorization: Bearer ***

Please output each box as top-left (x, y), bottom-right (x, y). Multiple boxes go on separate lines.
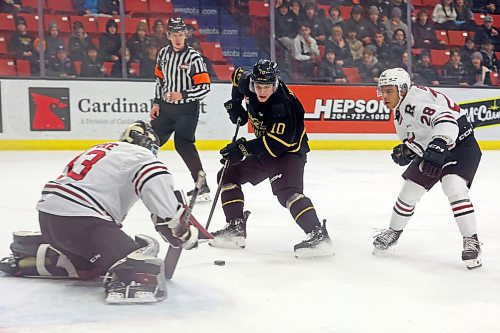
top-left (0, 79), bottom-right (498, 149)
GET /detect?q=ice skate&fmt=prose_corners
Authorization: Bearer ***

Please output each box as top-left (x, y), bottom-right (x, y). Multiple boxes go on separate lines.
top-left (372, 228), bottom-right (403, 255)
top-left (105, 277), bottom-right (166, 304)
top-left (209, 217), bottom-right (246, 249)
top-left (462, 234), bottom-right (482, 270)
top-left (294, 220), bottom-right (334, 259)
top-left (187, 182), bottom-right (211, 202)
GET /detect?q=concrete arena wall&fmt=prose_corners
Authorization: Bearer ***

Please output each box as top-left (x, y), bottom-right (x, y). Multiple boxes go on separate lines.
top-left (0, 79), bottom-right (499, 150)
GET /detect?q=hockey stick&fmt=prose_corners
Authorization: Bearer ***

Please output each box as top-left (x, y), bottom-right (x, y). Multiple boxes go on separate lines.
top-left (205, 117), bottom-right (242, 230)
top-left (164, 170), bottom-right (206, 280)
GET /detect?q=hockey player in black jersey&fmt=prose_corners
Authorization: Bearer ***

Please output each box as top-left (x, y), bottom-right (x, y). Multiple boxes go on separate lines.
top-left (209, 59), bottom-right (333, 258)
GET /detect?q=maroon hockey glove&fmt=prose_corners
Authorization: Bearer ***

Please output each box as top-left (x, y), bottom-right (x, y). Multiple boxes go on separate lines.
top-left (421, 138), bottom-right (450, 178)
top-left (220, 137), bottom-right (250, 164)
top-left (391, 144), bottom-right (416, 166)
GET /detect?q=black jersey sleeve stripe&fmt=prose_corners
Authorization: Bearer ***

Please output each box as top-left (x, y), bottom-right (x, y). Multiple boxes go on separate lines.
top-left (67, 183), bottom-right (111, 217)
top-left (137, 171), bottom-right (171, 194)
top-left (42, 191), bottom-right (107, 217)
top-left (132, 161), bottom-right (165, 183)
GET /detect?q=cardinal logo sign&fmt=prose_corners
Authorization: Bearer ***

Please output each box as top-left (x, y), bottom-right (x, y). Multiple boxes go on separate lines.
top-left (29, 88), bottom-right (70, 131)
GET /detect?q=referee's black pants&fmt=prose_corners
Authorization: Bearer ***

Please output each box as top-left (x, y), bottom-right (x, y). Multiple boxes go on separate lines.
top-left (151, 101), bottom-right (204, 182)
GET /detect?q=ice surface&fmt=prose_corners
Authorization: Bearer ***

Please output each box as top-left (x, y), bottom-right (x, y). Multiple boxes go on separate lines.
top-left (1, 150), bottom-right (499, 333)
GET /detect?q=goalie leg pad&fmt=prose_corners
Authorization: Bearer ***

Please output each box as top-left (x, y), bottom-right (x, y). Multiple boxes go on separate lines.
top-left (0, 231), bottom-right (79, 278)
top-left (103, 243), bottom-right (167, 304)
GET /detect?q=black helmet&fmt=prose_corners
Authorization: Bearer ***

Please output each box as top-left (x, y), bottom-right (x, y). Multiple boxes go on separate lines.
top-left (167, 17), bottom-right (187, 34)
top-left (120, 120), bottom-right (160, 155)
top-left (251, 59), bottom-right (279, 85)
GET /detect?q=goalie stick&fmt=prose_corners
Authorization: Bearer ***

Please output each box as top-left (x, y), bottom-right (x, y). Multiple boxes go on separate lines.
top-left (164, 170), bottom-right (213, 279)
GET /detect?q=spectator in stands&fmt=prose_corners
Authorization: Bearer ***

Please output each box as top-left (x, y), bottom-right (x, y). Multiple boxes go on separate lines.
top-left (465, 51), bottom-right (492, 85)
top-left (325, 25), bottom-right (354, 67)
top-left (413, 9), bottom-right (445, 49)
top-left (442, 48), bottom-right (468, 85)
top-left (139, 41), bottom-right (159, 79)
top-left (472, 0), bottom-right (499, 15)
top-left (360, 6), bottom-right (387, 45)
top-left (454, 0), bottom-right (475, 30)
top-left (373, 30), bottom-right (391, 67)
top-left (300, 3), bottom-right (327, 44)
top-left (432, 0), bottom-right (458, 30)
top-left (344, 5), bottom-right (367, 39)
top-left (323, 6), bottom-right (344, 34)
top-left (291, 22), bottom-right (320, 79)
top-left (460, 36), bottom-right (476, 64)
top-left (69, 21), bottom-right (96, 62)
top-left (363, 0), bottom-right (389, 22)
top-left (317, 49), bottom-right (348, 82)
top-left (80, 44), bottom-right (104, 78)
top-left (358, 47), bottom-right (385, 82)
top-left (98, 0), bottom-right (119, 15)
top-left (47, 45), bottom-right (76, 77)
top-left (149, 19), bottom-right (169, 49)
top-left (389, 28), bottom-right (408, 60)
top-left (0, 0), bottom-right (21, 13)
top-left (474, 15), bottom-right (500, 52)
top-left (75, 0), bottom-right (99, 16)
top-left (345, 26), bottom-right (364, 65)
top-left (126, 21), bottom-right (150, 63)
top-left (111, 48), bottom-right (137, 78)
top-left (290, 0), bottom-right (302, 21)
top-left (99, 19), bottom-right (121, 62)
top-left (42, 21), bottom-right (65, 61)
top-left (385, 0), bottom-right (409, 23)
top-left (7, 16), bottom-right (39, 75)
top-left (480, 39), bottom-right (499, 72)
top-left (414, 50), bottom-right (441, 85)
top-left (384, 7), bottom-right (412, 45)
top-left (276, 1), bottom-right (299, 52)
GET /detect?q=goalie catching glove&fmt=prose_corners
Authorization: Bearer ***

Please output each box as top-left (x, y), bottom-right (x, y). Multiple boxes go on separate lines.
top-left (152, 204), bottom-right (199, 250)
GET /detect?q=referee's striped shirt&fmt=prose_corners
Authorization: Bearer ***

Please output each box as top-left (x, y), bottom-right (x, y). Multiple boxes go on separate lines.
top-left (153, 44), bottom-right (211, 105)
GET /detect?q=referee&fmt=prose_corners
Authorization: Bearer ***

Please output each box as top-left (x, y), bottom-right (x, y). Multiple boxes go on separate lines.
top-left (150, 17), bottom-right (211, 200)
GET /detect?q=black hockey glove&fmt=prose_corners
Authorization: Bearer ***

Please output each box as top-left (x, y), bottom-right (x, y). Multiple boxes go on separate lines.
top-left (220, 137), bottom-right (250, 164)
top-left (421, 138), bottom-right (450, 178)
top-left (224, 99), bottom-right (248, 126)
top-left (391, 144), bottom-right (416, 166)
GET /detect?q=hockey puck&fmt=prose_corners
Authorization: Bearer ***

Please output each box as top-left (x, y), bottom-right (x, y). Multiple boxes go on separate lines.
top-left (214, 260), bottom-right (226, 266)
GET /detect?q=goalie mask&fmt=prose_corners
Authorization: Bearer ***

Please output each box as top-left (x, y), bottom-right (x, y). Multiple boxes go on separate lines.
top-left (377, 68), bottom-right (411, 109)
top-left (120, 120), bottom-right (160, 156)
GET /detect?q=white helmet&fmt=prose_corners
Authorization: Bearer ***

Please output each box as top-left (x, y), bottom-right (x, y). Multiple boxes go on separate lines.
top-left (377, 68), bottom-right (411, 108)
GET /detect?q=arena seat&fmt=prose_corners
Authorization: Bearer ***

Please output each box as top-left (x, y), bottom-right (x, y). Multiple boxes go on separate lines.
top-left (0, 13), bottom-right (16, 31)
top-left (343, 67), bottom-right (362, 83)
top-left (47, 0), bottom-right (74, 13)
top-left (200, 42), bottom-right (226, 62)
top-left (125, 0), bottom-right (150, 14)
top-left (73, 60), bottom-right (82, 75)
top-left (447, 30), bottom-right (469, 46)
top-left (22, 0), bottom-right (46, 9)
top-left (435, 30), bottom-right (449, 45)
top-left (339, 6), bottom-right (352, 20)
top-left (124, 17), bottom-right (149, 34)
top-left (20, 14), bottom-right (40, 33)
top-left (212, 64), bottom-right (235, 81)
top-left (248, 1), bottom-right (270, 17)
top-left (149, 0), bottom-right (174, 14)
top-left (16, 59), bottom-right (30, 76)
top-left (430, 49), bottom-right (450, 66)
top-left (0, 59), bottom-right (16, 76)
top-left (0, 35), bottom-right (8, 55)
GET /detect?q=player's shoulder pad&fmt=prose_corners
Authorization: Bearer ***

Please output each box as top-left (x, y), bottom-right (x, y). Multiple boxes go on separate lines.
top-left (231, 66), bottom-right (251, 87)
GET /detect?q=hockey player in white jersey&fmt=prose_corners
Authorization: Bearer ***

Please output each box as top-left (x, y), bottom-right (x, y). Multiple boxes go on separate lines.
top-left (0, 120), bottom-right (199, 303)
top-left (373, 68), bottom-right (482, 269)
